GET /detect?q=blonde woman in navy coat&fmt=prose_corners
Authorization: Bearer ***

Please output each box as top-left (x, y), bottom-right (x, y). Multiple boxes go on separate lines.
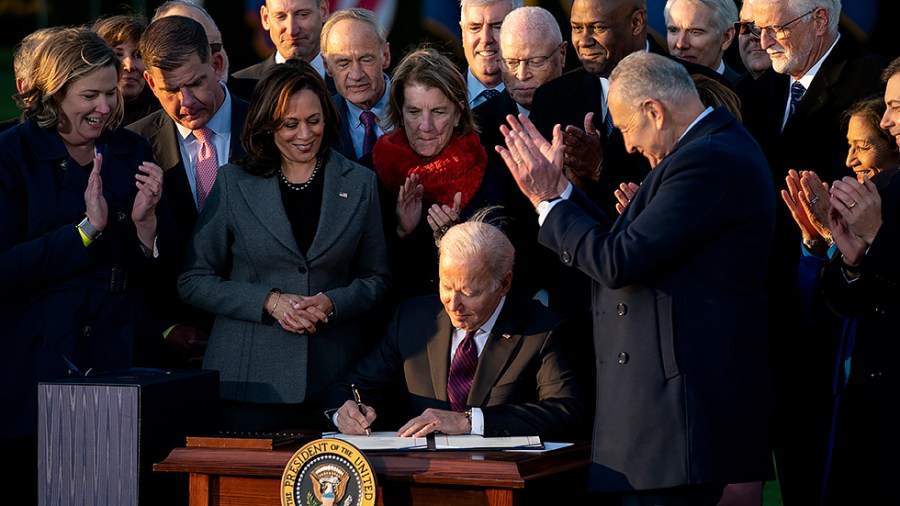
top-left (178, 60), bottom-right (390, 432)
top-left (0, 28), bottom-right (167, 500)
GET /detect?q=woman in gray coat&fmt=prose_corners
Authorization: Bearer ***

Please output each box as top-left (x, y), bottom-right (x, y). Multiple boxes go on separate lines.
top-left (178, 59), bottom-right (390, 431)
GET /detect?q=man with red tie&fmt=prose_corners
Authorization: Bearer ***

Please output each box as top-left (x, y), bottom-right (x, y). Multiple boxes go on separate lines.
top-left (323, 218), bottom-right (586, 439)
top-left (321, 8), bottom-right (391, 168)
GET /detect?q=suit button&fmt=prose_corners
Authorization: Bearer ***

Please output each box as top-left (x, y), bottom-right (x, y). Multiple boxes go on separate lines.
top-left (617, 352), bottom-right (629, 364)
top-left (617, 303), bottom-right (627, 316)
top-left (117, 211), bottom-right (127, 222)
top-left (82, 325), bottom-right (91, 336)
top-left (297, 265), bottom-right (307, 274)
top-left (561, 251), bottom-right (572, 264)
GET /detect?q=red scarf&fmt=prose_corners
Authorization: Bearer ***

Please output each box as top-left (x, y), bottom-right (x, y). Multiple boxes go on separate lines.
top-left (373, 129), bottom-right (487, 209)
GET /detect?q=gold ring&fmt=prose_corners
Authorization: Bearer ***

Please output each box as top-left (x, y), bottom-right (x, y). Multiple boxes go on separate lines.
top-left (848, 200), bottom-right (857, 208)
top-left (151, 190), bottom-right (160, 196)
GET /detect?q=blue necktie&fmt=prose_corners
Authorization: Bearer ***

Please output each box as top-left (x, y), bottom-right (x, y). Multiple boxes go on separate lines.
top-left (604, 110), bottom-right (615, 138)
top-left (477, 88), bottom-right (500, 104)
top-left (789, 81), bottom-right (806, 119)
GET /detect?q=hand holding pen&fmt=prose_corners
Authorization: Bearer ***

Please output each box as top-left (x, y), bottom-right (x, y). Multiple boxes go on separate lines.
top-left (335, 386), bottom-right (376, 436)
top-left (353, 384), bottom-right (372, 436)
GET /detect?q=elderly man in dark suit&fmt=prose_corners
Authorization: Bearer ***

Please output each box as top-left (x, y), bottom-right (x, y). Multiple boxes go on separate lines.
top-left (473, 6), bottom-right (565, 162)
top-left (325, 218), bottom-right (586, 440)
top-left (127, 15), bottom-right (250, 365)
top-left (321, 8), bottom-right (391, 169)
top-left (739, 2), bottom-right (887, 502)
top-left (230, 0), bottom-right (335, 99)
top-left (499, 51), bottom-right (775, 504)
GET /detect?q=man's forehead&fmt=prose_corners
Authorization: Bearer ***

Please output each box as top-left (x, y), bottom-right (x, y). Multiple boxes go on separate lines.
top-left (502, 35), bottom-right (556, 56)
top-left (573, 0), bottom-right (637, 21)
top-left (151, 57), bottom-right (208, 87)
top-left (463, 1), bottom-right (511, 22)
top-left (268, 0), bottom-right (319, 13)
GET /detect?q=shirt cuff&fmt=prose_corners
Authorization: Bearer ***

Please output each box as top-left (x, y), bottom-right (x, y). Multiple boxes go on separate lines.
top-left (470, 407), bottom-right (484, 435)
top-left (537, 182), bottom-right (573, 226)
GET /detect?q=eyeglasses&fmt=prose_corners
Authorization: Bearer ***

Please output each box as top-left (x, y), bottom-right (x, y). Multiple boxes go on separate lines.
top-left (500, 44), bottom-right (563, 72)
top-left (741, 9), bottom-right (815, 40)
top-left (733, 21), bottom-right (759, 37)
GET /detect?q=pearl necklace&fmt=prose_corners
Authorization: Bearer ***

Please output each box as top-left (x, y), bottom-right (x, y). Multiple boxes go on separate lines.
top-left (279, 157), bottom-right (322, 191)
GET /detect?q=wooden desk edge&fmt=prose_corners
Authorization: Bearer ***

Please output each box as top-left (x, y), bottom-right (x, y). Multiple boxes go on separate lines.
top-left (154, 441), bottom-right (591, 489)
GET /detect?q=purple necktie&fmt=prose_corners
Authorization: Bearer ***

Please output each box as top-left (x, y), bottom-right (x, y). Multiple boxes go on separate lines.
top-left (360, 110), bottom-right (377, 158)
top-left (448, 330), bottom-right (479, 412)
top-left (193, 127), bottom-right (218, 211)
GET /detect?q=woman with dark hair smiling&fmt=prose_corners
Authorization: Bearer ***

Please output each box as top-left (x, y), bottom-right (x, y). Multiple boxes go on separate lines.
top-left (178, 59), bottom-right (389, 431)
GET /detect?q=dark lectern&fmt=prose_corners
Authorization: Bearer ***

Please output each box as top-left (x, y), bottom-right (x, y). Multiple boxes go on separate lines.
top-left (38, 369), bottom-right (218, 505)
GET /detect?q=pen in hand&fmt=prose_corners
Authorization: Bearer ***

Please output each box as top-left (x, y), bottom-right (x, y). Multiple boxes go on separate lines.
top-left (352, 384), bottom-right (371, 436)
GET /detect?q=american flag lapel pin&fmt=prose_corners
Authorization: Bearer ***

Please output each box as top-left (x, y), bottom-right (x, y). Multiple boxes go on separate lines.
top-left (502, 333), bottom-right (511, 340)
top-left (339, 192), bottom-right (348, 198)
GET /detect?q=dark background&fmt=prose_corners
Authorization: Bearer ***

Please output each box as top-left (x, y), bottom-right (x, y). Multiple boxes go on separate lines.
top-left (2, 0), bottom-right (898, 120)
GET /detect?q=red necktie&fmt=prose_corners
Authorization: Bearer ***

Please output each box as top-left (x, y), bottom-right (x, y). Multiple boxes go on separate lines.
top-left (193, 127), bottom-right (218, 211)
top-left (360, 110), bottom-right (377, 158)
top-left (447, 330), bottom-right (479, 412)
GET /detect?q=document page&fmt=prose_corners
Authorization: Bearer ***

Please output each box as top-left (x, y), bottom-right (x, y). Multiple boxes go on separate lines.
top-left (322, 432), bottom-right (543, 451)
top-left (322, 431), bottom-right (428, 450)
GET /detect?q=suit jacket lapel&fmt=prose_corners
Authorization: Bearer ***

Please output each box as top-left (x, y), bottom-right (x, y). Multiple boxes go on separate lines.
top-left (468, 301), bottom-right (522, 407)
top-left (238, 171), bottom-right (300, 256)
top-left (427, 309), bottom-right (454, 402)
top-left (788, 37), bottom-right (849, 127)
top-left (305, 154), bottom-right (365, 262)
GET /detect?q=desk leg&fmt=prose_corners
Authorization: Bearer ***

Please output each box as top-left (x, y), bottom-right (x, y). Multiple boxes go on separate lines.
top-left (486, 488), bottom-right (515, 506)
top-left (189, 473), bottom-right (210, 506)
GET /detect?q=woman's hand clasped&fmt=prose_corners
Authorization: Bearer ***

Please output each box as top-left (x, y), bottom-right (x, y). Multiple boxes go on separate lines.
top-left (267, 291), bottom-right (335, 335)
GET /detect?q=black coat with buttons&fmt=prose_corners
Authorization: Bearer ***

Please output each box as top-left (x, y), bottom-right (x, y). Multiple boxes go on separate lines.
top-left (538, 107), bottom-right (776, 492)
top-left (0, 119), bottom-right (175, 439)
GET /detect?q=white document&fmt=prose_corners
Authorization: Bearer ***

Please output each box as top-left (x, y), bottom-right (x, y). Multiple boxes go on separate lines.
top-left (322, 432), bottom-right (543, 451)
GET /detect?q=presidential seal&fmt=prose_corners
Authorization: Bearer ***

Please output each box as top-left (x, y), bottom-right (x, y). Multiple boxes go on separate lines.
top-left (281, 438), bottom-right (378, 506)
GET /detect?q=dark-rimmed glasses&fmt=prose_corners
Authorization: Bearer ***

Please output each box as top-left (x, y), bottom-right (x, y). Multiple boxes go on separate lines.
top-left (737, 9), bottom-right (815, 40)
top-left (500, 44), bottom-right (564, 72)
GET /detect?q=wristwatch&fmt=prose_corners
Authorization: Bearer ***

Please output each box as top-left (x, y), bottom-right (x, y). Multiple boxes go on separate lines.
top-left (536, 197), bottom-right (562, 215)
top-left (77, 216), bottom-right (102, 241)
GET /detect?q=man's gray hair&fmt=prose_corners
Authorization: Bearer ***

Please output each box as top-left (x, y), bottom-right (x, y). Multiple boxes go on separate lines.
top-left (610, 52), bottom-right (699, 110)
top-left (748, 0), bottom-right (841, 35)
top-left (459, 0), bottom-right (524, 22)
top-left (500, 6), bottom-right (562, 46)
top-left (321, 8), bottom-right (387, 55)
top-left (439, 209), bottom-right (514, 290)
top-left (663, 0), bottom-right (738, 36)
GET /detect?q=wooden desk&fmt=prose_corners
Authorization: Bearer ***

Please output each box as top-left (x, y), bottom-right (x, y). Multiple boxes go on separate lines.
top-left (154, 441), bottom-right (591, 506)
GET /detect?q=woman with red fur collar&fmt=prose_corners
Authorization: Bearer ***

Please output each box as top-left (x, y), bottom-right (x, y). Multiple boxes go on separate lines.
top-left (373, 47), bottom-right (521, 302)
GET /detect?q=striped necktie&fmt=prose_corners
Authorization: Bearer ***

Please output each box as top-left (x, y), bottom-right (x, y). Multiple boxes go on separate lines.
top-left (447, 330), bottom-right (479, 412)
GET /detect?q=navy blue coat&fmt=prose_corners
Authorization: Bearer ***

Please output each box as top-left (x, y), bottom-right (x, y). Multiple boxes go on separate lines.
top-left (0, 120), bottom-right (170, 438)
top-left (540, 107), bottom-right (776, 491)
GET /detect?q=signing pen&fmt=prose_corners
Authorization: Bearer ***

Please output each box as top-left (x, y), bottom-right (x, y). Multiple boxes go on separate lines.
top-left (351, 383), bottom-right (371, 436)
